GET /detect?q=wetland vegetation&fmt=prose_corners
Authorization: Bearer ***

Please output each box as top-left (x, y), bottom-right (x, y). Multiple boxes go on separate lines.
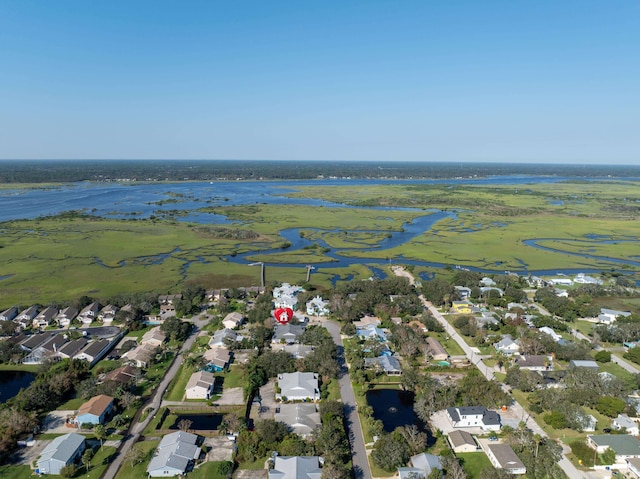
top-left (0, 178), bottom-right (639, 306)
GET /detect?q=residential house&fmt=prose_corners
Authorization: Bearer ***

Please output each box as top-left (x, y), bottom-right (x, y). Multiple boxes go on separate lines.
top-left (203, 347), bottom-right (232, 372)
top-left (78, 302), bottom-right (101, 325)
top-left (574, 273), bottom-right (602, 284)
top-left (613, 415), bottom-right (640, 436)
top-left (507, 302), bottom-right (527, 311)
top-left (16, 306), bottom-right (38, 328)
top-left (273, 283), bottom-right (304, 310)
top-left (599, 308), bottom-right (632, 325)
top-left (74, 339), bottom-right (112, 365)
top-left (549, 278), bottom-right (573, 286)
top-left (268, 456), bottom-right (321, 479)
top-left (451, 301), bottom-right (473, 314)
top-left (397, 453), bottom-right (442, 479)
top-left (185, 371), bottom-right (216, 400)
top-left (37, 433), bottom-right (85, 475)
top-left (475, 311), bottom-right (499, 328)
top-left (364, 355), bottom-right (403, 375)
top-left (588, 435), bottom-right (640, 463)
top-left (98, 304), bottom-right (118, 324)
top-left (627, 458), bottom-right (640, 479)
top-left (425, 337), bottom-right (449, 362)
top-left (141, 327), bottom-right (166, 347)
top-left (494, 335), bottom-right (520, 356)
top-left (0, 306), bottom-right (18, 322)
top-left (272, 343), bottom-right (314, 359)
top-left (514, 355), bottom-right (552, 372)
top-left (569, 360), bottom-right (599, 370)
top-left (76, 395), bottom-right (114, 426)
top-left (57, 338), bottom-right (89, 359)
top-left (584, 415), bottom-right (598, 432)
top-left (55, 306), bottom-right (78, 328)
top-left (447, 431), bottom-right (477, 453)
top-left (222, 312), bottom-right (244, 330)
top-left (122, 343), bottom-right (156, 368)
top-left (103, 365), bottom-right (138, 386)
top-left (454, 286), bottom-right (472, 300)
top-left (147, 431), bottom-right (201, 478)
top-left (446, 406), bottom-right (501, 431)
top-left (353, 315), bottom-right (382, 329)
top-left (484, 444), bottom-right (526, 475)
top-left (23, 333), bottom-right (67, 364)
top-left (275, 403), bottom-right (321, 438)
top-left (273, 324), bottom-right (306, 344)
top-left (159, 294), bottom-right (183, 304)
top-left (305, 296), bottom-right (330, 316)
top-left (33, 306), bottom-right (58, 329)
top-left (538, 327), bottom-right (562, 342)
top-left (480, 277), bottom-right (497, 287)
top-left (209, 328), bottom-right (241, 348)
top-left (356, 324), bottom-right (387, 342)
top-left (19, 332), bottom-right (52, 352)
top-left (480, 286), bottom-right (504, 297)
top-left (276, 372), bottom-right (320, 402)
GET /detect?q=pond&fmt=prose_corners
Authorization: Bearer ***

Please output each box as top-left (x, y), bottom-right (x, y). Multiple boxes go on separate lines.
top-left (0, 370), bottom-right (36, 403)
top-left (170, 414), bottom-right (224, 431)
top-left (366, 388), bottom-right (424, 433)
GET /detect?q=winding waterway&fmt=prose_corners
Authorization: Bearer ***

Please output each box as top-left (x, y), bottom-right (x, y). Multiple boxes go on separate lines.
top-left (1, 177), bottom-right (638, 280)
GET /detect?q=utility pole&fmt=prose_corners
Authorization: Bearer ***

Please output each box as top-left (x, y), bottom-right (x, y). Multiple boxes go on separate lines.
top-left (249, 262), bottom-right (265, 289)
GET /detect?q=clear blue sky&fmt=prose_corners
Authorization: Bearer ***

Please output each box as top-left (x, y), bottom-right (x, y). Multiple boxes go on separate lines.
top-left (1, 1), bottom-right (638, 164)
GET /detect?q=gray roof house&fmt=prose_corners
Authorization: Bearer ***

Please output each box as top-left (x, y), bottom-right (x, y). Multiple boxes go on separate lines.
top-left (33, 306), bottom-right (58, 328)
top-left (485, 444), bottom-right (526, 475)
top-left (209, 328), bottom-right (241, 348)
top-left (599, 308), bottom-right (632, 325)
top-left (446, 406), bottom-right (501, 431)
top-left (147, 431), bottom-right (201, 477)
top-left (55, 306), bottom-right (78, 327)
top-left (398, 453), bottom-right (442, 479)
top-left (570, 360), bottom-right (599, 370)
top-left (364, 355), bottom-right (403, 375)
top-left (23, 333), bottom-right (68, 364)
top-left (514, 355), bottom-right (552, 371)
top-left (57, 338), bottom-right (89, 359)
top-left (37, 433), bottom-right (85, 475)
top-left (613, 415), bottom-right (640, 436)
top-left (276, 372), bottom-right (320, 402)
top-left (272, 324), bottom-right (306, 345)
top-left (0, 306), bottom-right (18, 321)
top-left (268, 456), bottom-right (322, 479)
top-left (356, 324), bottom-right (388, 342)
top-left (588, 435), bottom-right (640, 462)
top-left (74, 339), bottom-right (113, 365)
top-left (448, 430), bottom-right (478, 453)
top-left (494, 335), bottom-right (520, 356)
top-left (275, 403), bottom-right (321, 438)
top-left (276, 344), bottom-right (314, 359)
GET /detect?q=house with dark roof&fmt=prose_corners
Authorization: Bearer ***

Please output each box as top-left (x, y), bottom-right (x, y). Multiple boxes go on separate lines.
top-left (78, 302), bottom-right (101, 324)
top-left (23, 333), bottom-right (67, 364)
top-left (272, 324), bottom-right (306, 345)
top-left (77, 395), bottom-right (114, 425)
top-left (37, 433), bottom-right (85, 475)
top-left (33, 306), bottom-right (58, 329)
top-left (426, 337), bottom-right (449, 361)
top-left (446, 406), bottom-right (501, 431)
top-left (275, 403), bottom-right (321, 438)
top-left (203, 347), bottom-right (232, 372)
top-left (56, 306), bottom-right (78, 327)
top-left (485, 443), bottom-right (526, 474)
top-left (0, 306), bottom-right (18, 322)
top-left (268, 456), bottom-right (322, 479)
top-left (19, 332), bottom-right (53, 352)
top-left (74, 339), bottom-right (112, 365)
top-left (147, 431), bottom-right (201, 477)
top-left (16, 306), bottom-right (39, 328)
top-left (57, 338), bottom-right (89, 359)
top-left (514, 355), bottom-right (552, 371)
top-left (103, 365), bottom-right (138, 386)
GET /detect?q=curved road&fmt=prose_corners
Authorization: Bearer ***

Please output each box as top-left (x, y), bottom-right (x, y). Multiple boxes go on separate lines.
top-left (323, 319), bottom-right (373, 479)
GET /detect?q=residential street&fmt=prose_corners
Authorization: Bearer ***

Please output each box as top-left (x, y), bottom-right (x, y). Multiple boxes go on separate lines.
top-left (392, 268), bottom-right (590, 479)
top-left (323, 319), bottom-right (373, 479)
top-left (101, 315), bottom-right (208, 479)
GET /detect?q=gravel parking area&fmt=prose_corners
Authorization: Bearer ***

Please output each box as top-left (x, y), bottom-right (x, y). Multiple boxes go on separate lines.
top-left (42, 410), bottom-right (77, 433)
top-left (235, 469), bottom-right (267, 479)
top-left (204, 436), bottom-right (234, 461)
top-left (11, 440), bottom-right (50, 467)
top-left (217, 387), bottom-right (245, 406)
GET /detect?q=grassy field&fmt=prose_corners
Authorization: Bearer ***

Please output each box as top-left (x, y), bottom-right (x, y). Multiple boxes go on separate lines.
top-left (113, 440), bottom-right (158, 479)
top-left (457, 452), bottom-right (493, 479)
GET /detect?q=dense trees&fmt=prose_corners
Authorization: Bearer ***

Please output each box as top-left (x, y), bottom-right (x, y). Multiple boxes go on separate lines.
top-left (160, 316), bottom-right (192, 341)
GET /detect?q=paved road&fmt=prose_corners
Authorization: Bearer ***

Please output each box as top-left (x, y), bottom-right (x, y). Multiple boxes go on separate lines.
top-left (391, 267), bottom-right (588, 479)
top-left (101, 315), bottom-right (209, 479)
top-left (573, 329), bottom-right (640, 374)
top-left (323, 319), bottom-right (372, 479)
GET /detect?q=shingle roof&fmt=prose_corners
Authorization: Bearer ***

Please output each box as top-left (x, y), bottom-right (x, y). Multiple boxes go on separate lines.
top-left (448, 430), bottom-right (476, 449)
top-left (590, 435), bottom-right (640, 456)
top-left (268, 456), bottom-right (321, 479)
top-left (78, 395), bottom-right (114, 417)
top-left (38, 433), bottom-right (85, 464)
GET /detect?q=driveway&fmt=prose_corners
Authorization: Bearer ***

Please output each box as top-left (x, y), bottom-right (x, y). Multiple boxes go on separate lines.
top-left (11, 440), bottom-right (50, 467)
top-left (216, 387), bottom-right (246, 406)
top-left (203, 436), bottom-right (234, 461)
top-left (42, 410), bottom-right (76, 434)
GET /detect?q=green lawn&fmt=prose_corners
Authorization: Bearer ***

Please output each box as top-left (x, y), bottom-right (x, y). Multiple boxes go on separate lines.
top-left (85, 446), bottom-right (118, 479)
top-left (165, 363), bottom-right (196, 401)
top-left (457, 452), bottom-right (493, 479)
top-left (185, 461), bottom-right (229, 479)
top-left (215, 364), bottom-right (246, 390)
top-left (0, 465), bottom-right (33, 479)
top-left (113, 440), bottom-right (158, 479)
top-left (435, 332), bottom-right (465, 356)
top-left (57, 397), bottom-right (85, 410)
top-left (0, 364), bottom-right (40, 373)
top-left (369, 462), bottom-right (395, 477)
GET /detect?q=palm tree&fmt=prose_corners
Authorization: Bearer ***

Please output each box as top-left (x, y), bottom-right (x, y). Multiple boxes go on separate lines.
top-left (94, 424), bottom-right (107, 449)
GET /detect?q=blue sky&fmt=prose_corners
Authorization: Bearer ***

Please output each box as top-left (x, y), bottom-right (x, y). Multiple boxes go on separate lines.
top-left (0, 1), bottom-right (638, 164)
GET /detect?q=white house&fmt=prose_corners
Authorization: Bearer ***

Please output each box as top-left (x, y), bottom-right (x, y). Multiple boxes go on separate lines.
top-left (494, 335), bottom-right (520, 356)
top-left (33, 307), bottom-right (58, 329)
top-left (147, 431), bottom-right (201, 477)
top-left (268, 456), bottom-right (321, 479)
top-left (56, 306), bottom-right (78, 327)
top-left (37, 433), bottom-right (85, 475)
top-left (398, 453), bottom-right (442, 479)
top-left (588, 435), bottom-right (640, 463)
top-left (484, 444), bottom-right (526, 475)
top-left (222, 312), bottom-right (244, 330)
top-left (185, 371), bottom-right (215, 400)
top-left (446, 406), bottom-right (501, 431)
top-left (0, 306), bottom-right (18, 322)
top-left (305, 296), bottom-right (330, 316)
top-left (599, 308), bottom-right (632, 325)
top-left (613, 415), bottom-right (640, 436)
top-left (538, 327), bottom-right (562, 342)
top-left (276, 372), bottom-right (320, 402)
top-left (98, 304), bottom-right (119, 324)
top-left (275, 403), bottom-right (321, 438)
top-left (78, 302), bottom-right (100, 324)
